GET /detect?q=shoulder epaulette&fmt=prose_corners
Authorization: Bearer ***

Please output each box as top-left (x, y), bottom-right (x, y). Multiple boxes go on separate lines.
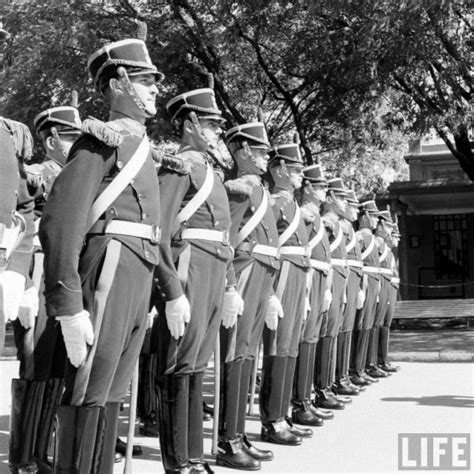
top-left (81, 118), bottom-right (123, 148)
top-left (356, 228), bottom-right (372, 240)
top-left (224, 178), bottom-right (252, 196)
top-left (152, 147), bottom-right (191, 175)
top-left (0, 117), bottom-right (33, 161)
top-left (322, 214), bottom-right (336, 232)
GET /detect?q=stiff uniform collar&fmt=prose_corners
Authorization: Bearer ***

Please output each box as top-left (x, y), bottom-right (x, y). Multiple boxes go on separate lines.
top-left (108, 117), bottom-right (146, 138)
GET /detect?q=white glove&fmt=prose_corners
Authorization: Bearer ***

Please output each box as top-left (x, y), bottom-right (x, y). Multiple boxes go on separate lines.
top-left (58, 310), bottom-right (94, 368)
top-left (165, 294), bottom-right (191, 339)
top-left (322, 289), bottom-right (332, 312)
top-left (265, 295), bottom-right (284, 330)
top-left (0, 271), bottom-right (26, 322)
top-left (222, 288), bottom-right (245, 329)
top-left (356, 289), bottom-right (366, 310)
top-left (147, 305), bottom-right (158, 330)
top-left (17, 287), bottom-right (39, 329)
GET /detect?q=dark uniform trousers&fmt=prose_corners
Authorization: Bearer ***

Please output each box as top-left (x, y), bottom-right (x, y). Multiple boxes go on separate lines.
top-left (294, 268), bottom-right (327, 403)
top-left (219, 260), bottom-right (275, 440)
top-left (260, 260), bottom-right (307, 424)
top-left (336, 267), bottom-right (362, 383)
top-left (379, 279), bottom-right (399, 365)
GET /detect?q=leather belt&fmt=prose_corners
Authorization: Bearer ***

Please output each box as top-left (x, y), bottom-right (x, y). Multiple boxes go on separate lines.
top-left (346, 259), bottom-right (363, 268)
top-left (391, 277), bottom-right (400, 284)
top-left (363, 265), bottom-right (380, 274)
top-left (310, 259), bottom-right (331, 272)
top-left (380, 268), bottom-right (393, 276)
top-left (88, 220), bottom-right (161, 243)
top-left (279, 245), bottom-right (310, 257)
top-left (331, 258), bottom-right (347, 267)
top-left (238, 242), bottom-right (280, 258)
top-left (181, 228), bottom-right (230, 245)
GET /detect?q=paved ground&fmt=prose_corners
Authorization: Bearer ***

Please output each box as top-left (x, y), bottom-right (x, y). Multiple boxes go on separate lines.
top-left (1, 359), bottom-right (473, 474)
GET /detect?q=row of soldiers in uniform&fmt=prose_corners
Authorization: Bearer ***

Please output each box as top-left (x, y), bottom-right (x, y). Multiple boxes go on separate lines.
top-left (0, 35), bottom-right (401, 474)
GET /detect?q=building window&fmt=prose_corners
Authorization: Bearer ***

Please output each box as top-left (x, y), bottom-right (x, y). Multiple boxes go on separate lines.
top-left (433, 214), bottom-right (468, 281)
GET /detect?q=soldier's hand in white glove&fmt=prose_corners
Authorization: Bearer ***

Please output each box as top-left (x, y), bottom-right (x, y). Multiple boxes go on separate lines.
top-left (17, 287), bottom-right (39, 329)
top-left (58, 310), bottom-right (94, 368)
top-left (0, 271), bottom-right (26, 322)
top-left (222, 287), bottom-right (244, 329)
top-left (147, 305), bottom-right (158, 330)
top-left (165, 294), bottom-right (191, 339)
top-left (356, 289), bottom-right (366, 310)
top-left (322, 289), bottom-right (333, 312)
top-left (265, 295), bottom-right (284, 330)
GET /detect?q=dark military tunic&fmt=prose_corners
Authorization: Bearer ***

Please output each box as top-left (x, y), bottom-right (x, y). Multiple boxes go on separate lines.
top-left (341, 220), bottom-right (363, 333)
top-left (374, 237), bottom-right (392, 328)
top-left (40, 120), bottom-right (160, 405)
top-left (263, 189), bottom-right (310, 358)
top-left (154, 147), bottom-right (233, 375)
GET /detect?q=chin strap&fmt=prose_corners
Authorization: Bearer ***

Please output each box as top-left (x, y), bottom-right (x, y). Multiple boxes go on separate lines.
top-left (188, 111), bottom-right (233, 170)
top-left (241, 141), bottom-right (266, 173)
top-left (117, 66), bottom-right (150, 116)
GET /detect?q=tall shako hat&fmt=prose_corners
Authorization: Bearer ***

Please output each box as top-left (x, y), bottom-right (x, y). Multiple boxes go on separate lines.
top-left (327, 177), bottom-right (349, 197)
top-left (166, 88), bottom-right (225, 124)
top-left (87, 39), bottom-right (163, 92)
top-left (378, 210), bottom-right (393, 222)
top-left (359, 199), bottom-right (379, 214)
top-left (345, 189), bottom-right (359, 206)
top-left (225, 122), bottom-right (270, 149)
top-left (34, 106), bottom-right (82, 137)
top-left (303, 163), bottom-right (327, 185)
top-left (268, 143), bottom-right (304, 168)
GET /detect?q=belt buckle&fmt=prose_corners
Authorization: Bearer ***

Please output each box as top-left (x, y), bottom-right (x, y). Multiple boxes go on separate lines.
top-left (222, 230), bottom-right (230, 246)
top-left (151, 225), bottom-right (161, 244)
top-left (304, 245), bottom-right (311, 258)
top-left (0, 248), bottom-right (8, 268)
top-left (275, 248), bottom-right (281, 260)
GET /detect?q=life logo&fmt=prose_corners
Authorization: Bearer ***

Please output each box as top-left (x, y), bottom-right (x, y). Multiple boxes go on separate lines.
top-left (398, 433), bottom-right (471, 471)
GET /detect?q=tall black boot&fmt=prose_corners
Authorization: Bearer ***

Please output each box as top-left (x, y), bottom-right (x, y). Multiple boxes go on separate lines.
top-left (157, 374), bottom-right (190, 472)
top-left (236, 359), bottom-right (252, 435)
top-left (188, 372), bottom-right (205, 467)
top-left (9, 379), bottom-right (45, 472)
top-left (293, 342), bottom-right (315, 401)
top-left (34, 378), bottom-right (64, 472)
top-left (95, 402), bottom-right (120, 474)
top-left (219, 360), bottom-right (243, 440)
top-left (54, 405), bottom-right (104, 473)
top-left (366, 328), bottom-right (389, 378)
top-left (259, 355), bottom-right (287, 425)
top-left (378, 327), bottom-right (400, 372)
top-left (137, 353), bottom-right (159, 436)
top-left (335, 334), bottom-right (345, 383)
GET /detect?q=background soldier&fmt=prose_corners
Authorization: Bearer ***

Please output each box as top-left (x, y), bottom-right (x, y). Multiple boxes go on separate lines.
top-left (217, 122), bottom-right (279, 470)
top-left (153, 87), bottom-right (241, 474)
top-left (366, 210), bottom-right (393, 378)
top-left (350, 199), bottom-right (381, 386)
top-left (378, 221), bottom-right (401, 372)
top-left (333, 189), bottom-right (364, 397)
top-left (315, 178), bottom-right (350, 411)
top-left (9, 106), bottom-right (81, 474)
top-left (39, 38), bottom-right (162, 473)
top-left (291, 164), bottom-right (334, 426)
top-left (260, 144), bottom-right (312, 446)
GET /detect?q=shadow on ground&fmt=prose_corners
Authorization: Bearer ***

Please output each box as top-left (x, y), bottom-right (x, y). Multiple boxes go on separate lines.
top-left (381, 395), bottom-right (474, 408)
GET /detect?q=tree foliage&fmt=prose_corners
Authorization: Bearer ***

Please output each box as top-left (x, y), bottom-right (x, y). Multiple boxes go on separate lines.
top-left (0, 0), bottom-right (471, 191)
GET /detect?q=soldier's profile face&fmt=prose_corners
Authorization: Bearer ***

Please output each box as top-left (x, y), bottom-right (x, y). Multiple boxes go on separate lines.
top-left (347, 204), bottom-right (359, 221)
top-left (251, 148), bottom-right (269, 173)
top-left (129, 73), bottom-right (158, 116)
top-left (288, 166), bottom-right (304, 189)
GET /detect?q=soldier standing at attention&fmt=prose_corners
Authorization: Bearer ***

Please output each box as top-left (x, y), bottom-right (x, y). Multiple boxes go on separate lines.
top-left (153, 88), bottom-right (243, 474)
top-left (378, 220), bottom-right (401, 372)
top-left (332, 189), bottom-right (364, 397)
top-left (39, 38), bottom-right (163, 473)
top-left (9, 106), bottom-right (81, 474)
top-left (350, 199), bottom-right (381, 387)
top-left (259, 144), bottom-right (312, 446)
top-left (291, 164), bottom-right (334, 426)
top-left (314, 178), bottom-right (350, 411)
top-left (217, 122), bottom-right (280, 470)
